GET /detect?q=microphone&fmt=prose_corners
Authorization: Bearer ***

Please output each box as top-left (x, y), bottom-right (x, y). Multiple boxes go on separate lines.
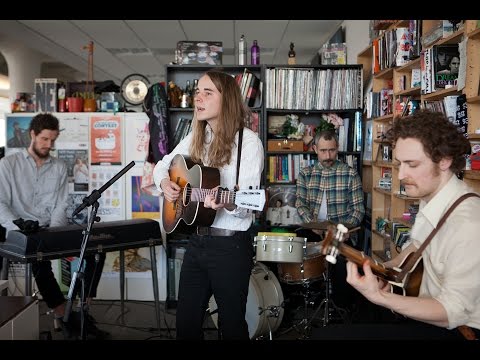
top-left (71, 161), bottom-right (135, 218)
top-left (71, 189), bottom-right (101, 217)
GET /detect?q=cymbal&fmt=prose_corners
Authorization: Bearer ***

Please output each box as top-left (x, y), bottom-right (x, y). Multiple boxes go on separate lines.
top-left (299, 221), bottom-right (361, 232)
top-left (299, 221), bottom-right (336, 230)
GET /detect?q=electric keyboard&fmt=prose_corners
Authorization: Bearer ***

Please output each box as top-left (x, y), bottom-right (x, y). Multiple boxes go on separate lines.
top-left (0, 218), bottom-right (162, 261)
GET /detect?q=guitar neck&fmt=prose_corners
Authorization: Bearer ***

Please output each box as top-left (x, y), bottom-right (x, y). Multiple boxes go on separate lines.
top-left (336, 243), bottom-right (396, 282)
top-left (190, 188), bottom-right (235, 204)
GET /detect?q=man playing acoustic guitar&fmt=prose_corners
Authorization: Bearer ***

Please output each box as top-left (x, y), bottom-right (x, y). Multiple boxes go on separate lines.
top-left (347, 110), bottom-right (480, 340)
top-left (153, 70), bottom-right (264, 340)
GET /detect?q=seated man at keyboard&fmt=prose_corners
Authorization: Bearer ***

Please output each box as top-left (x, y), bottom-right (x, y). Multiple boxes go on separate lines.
top-left (0, 113), bottom-right (108, 340)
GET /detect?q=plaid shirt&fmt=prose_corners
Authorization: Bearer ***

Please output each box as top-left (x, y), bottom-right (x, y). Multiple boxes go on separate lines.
top-left (295, 159), bottom-right (364, 227)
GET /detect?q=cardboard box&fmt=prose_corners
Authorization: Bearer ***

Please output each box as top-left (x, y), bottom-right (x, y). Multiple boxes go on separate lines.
top-left (175, 41), bottom-right (223, 65)
top-left (267, 139), bottom-right (304, 152)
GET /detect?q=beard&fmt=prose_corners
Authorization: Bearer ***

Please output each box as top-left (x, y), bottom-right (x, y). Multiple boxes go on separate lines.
top-left (31, 141), bottom-right (51, 159)
top-left (321, 159), bottom-right (334, 168)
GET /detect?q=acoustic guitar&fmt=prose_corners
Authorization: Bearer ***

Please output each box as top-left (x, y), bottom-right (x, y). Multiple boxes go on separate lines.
top-left (162, 154), bottom-right (265, 234)
top-left (322, 224), bottom-right (423, 297)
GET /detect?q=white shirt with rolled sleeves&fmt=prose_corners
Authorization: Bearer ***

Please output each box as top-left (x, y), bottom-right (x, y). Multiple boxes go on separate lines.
top-left (153, 126), bottom-right (264, 232)
top-left (410, 175), bottom-right (480, 330)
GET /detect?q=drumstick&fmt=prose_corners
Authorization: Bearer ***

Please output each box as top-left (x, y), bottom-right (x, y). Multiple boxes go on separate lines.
top-left (347, 226), bottom-right (361, 233)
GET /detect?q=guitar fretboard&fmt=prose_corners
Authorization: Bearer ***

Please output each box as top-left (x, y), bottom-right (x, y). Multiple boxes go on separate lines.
top-left (188, 188), bottom-right (235, 204)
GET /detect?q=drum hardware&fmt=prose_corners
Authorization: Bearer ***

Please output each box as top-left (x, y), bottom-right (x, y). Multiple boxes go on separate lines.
top-left (306, 262), bottom-right (348, 328)
top-left (308, 224), bottom-right (350, 326)
top-left (257, 304), bottom-right (285, 340)
top-left (254, 233), bottom-right (307, 263)
top-left (208, 262), bottom-right (284, 340)
top-left (278, 279), bottom-right (320, 339)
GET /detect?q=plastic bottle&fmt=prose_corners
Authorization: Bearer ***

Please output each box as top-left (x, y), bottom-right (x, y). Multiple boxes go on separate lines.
top-left (288, 42), bottom-right (296, 65)
top-left (185, 80), bottom-right (193, 107)
top-left (251, 40), bottom-right (260, 65)
top-left (57, 83), bottom-right (66, 112)
top-left (238, 35), bottom-right (247, 65)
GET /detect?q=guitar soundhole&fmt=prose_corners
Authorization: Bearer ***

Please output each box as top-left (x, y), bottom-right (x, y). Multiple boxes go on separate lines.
top-left (183, 183), bottom-right (192, 205)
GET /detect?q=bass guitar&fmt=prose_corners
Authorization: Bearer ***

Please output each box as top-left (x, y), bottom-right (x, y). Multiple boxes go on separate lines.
top-left (322, 224), bottom-right (423, 296)
top-left (163, 154), bottom-right (265, 233)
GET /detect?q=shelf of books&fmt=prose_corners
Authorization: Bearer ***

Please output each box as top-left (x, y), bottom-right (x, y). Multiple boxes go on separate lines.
top-left (365, 20), bottom-right (480, 261)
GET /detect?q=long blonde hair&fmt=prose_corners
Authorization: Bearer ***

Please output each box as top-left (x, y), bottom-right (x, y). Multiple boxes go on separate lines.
top-left (189, 70), bottom-right (248, 168)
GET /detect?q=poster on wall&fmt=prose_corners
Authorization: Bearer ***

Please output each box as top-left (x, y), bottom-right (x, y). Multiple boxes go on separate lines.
top-left (125, 165), bottom-right (160, 220)
top-left (56, 114), bottom-right (89, 149)
top-left (102, 247), bottom-right (157, 278)
top-left (5, 114), bottom-right (32, 149)
top-left (66, 193), bottom-right (89, 224)
top-left (124, 113), bottom-right (150, 164)
top-left (90, 115), bottom-right (122, 165)
top-left (90, 165), bottom-right (125, 221)
top-left (57, 149), bottom-right (90, 193)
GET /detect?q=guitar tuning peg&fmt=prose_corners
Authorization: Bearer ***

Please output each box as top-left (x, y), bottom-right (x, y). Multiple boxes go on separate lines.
top-left (337, 223), bottom-right (348, 234)
top-left (326, 254), bottom-right (337, 264)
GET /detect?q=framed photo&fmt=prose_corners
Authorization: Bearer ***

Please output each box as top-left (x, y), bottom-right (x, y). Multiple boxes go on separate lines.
top-left (6, 114), bottom-right (32, 149)
top-left (266, 185), bottom-right (301, 226)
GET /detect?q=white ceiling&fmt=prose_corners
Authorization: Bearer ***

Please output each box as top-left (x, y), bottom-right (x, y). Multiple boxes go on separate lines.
top-left (0, 20), bottom-right (343, 87)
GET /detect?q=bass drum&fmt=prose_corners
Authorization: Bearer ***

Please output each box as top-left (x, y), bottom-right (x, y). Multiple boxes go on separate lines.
top-left (209, 262), bottom-right (284, 339)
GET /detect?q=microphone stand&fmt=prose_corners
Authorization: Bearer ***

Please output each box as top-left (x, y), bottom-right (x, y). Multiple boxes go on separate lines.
top-left (63, 161), bottom-right (135, 340)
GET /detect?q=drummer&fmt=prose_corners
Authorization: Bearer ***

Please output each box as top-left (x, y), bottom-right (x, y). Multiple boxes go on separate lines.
top-left (295, 129), bottom-right (365, 310)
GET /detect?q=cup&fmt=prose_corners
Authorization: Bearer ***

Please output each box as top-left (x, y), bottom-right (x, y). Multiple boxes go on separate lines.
top-left (67, 97), bottom-right (84, 112)
top-left (83, 98), bottom-right (97, 112)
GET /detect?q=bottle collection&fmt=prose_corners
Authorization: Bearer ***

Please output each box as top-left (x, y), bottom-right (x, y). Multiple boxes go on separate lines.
top-left (167, 79), bottom-right (199, 108)
top-left (237, 35), bottom-right (263, 65)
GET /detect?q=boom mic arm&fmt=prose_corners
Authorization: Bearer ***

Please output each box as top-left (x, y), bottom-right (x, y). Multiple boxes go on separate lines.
top-left (71, 161), bottom-right (135, 218)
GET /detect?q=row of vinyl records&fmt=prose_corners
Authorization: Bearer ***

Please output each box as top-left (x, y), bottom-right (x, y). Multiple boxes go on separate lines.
top-left (264, 67), bottom-right (362, 110)
top-left (267, 153), bottom-right (360, 183)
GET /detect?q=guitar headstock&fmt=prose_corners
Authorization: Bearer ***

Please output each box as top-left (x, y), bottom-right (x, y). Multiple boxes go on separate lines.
top-left (323, 223), bottom-right (348, 265)
top-left (234, 189), bottom-right (266, 211)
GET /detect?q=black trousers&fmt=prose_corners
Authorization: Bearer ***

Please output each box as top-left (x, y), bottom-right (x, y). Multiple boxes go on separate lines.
top-left (32, 253), bottom-right (106, 310)
top-left (176, 231), bottom-right (254, 340)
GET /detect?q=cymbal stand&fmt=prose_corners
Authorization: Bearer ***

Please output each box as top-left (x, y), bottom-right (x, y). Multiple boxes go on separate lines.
top-left (278, 279), bottom-right (319, 339)
top-left (307, 262), bottom-right (348, 327)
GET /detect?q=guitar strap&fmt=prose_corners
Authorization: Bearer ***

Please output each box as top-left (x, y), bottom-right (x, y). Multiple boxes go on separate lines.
top-left (234, 128), bottom-right (243, 191)
top-left (398, 192), bottom-right (480, 280)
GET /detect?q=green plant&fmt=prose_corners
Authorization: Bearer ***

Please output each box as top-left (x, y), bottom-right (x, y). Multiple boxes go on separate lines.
top-left (72, 91), bottom-right (96, 99)
top-left (314, 118), bottom-right (335, 134)
top-left (281, 118), bottom-right (297, 137)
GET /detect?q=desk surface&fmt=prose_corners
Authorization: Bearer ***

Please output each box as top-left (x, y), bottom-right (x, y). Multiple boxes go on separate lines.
top-left (0, 296), bottom-right (37, 327)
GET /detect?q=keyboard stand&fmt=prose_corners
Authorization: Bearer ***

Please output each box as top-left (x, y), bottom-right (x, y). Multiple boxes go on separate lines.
top-left (0, 243), bottom-right (163, 335)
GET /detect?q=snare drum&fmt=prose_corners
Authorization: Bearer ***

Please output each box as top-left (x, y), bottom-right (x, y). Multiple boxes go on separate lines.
top-left (254, 232), bottom-right (307, 263)
top-left (209, 262), bottom-right (284, 339)
top-left (277, 242), bottom-right (326, 284)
